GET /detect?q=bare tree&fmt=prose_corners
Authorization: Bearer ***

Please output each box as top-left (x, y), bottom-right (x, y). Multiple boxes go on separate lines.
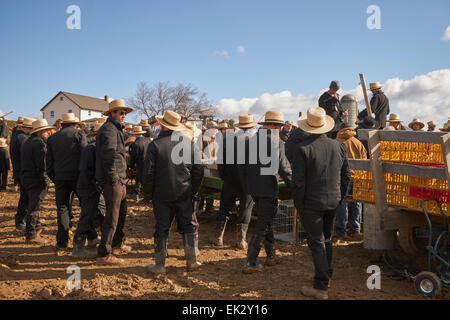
top-left (127, 81), bottom-right (216, 120)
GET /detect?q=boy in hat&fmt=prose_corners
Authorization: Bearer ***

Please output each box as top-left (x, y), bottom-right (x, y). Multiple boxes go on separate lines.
top-left (128, 125), bottom-right (151, 201)
top-left (243, 111), bottom-right (292, 273)
top-left (46, 113), bottom-right (87, 251)
top-left (292, 107), bottom-right (351, 299)
top-left (21, 119), bottom-right (55, 245)
top-left (408, 118), bottom-right (425, 131)
top-left (72, 122), bottom-right (106, 258)
top-left (10, 118), bottom-right (35, 230)
top-left (143, 110), bottom-right (204, 274)
top-left (427, 121), bottom-right (436, 132)
top-left (96, 99), bottom-right (134, 264)
top-left (0, 138), bottom-right (10, 191)
top-left (318, 80), bottom-right (347, 138)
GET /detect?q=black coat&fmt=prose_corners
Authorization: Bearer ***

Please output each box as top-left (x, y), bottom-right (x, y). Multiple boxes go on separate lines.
top-left (143, 130), bottom-right (204, 202)
top-left (47, 126), bottom-right (87, 182)
top-left (129, 135), bottom-right (152, 179)
top-left (95, 117), bottom-right (127, 185)
top-left (217, 131), bottom-right (241, 183)
top-left (319, 91), bottom-right (345, 128)
top-left (370, 91), bottom-right (390, 129)
top-left (9, 129), bottom-right (28, 181)
top-left (77, 142), bottom-right (98, 197)
top-left (0, 148), bottom-right (10, 172)
top-left (285, 127), bottom-right (310, 163)
top-left (246, 129), bottom-right (292, 199)
top-left (20, 135), bottom-right (50, 188)
top-left (291, 134), bottom-right (351, 212)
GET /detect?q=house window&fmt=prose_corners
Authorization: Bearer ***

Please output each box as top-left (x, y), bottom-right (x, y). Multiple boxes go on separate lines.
top-left (50, 111), bottom-right (55, 118)
top-left (88, 110), bottom-right (91, 116)
top-left (68, 109), bottom-right (72, 113)
top-left (60, 96), bottom-right (63, 101)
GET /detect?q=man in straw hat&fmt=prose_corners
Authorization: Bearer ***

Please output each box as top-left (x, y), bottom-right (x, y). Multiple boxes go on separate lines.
top-left (369, 82), bottom-right (390, 129)
top-left (124, 124), bottom-right (133, 140)
top-left (46, 113), bottom-right (88, 251)
top-left (386, 113), bottom-right (407, 131)
top-left (95, 99), bottom-right (134, 264)
top-left (408, 118), bottom-right (425, 131)
top-left (10, 118), bottom-right (35, 231)
top-left (292, 107), bottom-right (351, 299)
top-left (72, 121), bottom-right (106, 258)
top-left (243, 110), bottom-right (292, 274)
top-left (10, 116), bottom-right (24, 146)
top-left (20, 119), bottom-right (55, 245)
top-left (128, 125), bottom-right (151, 201)
top-left (143, 110), bottom-right (204, 274)
top-left (318, 80), bottom-right (347, 138)
top-left (209, 113), bottom-right (257, 249)
top-left (0, 138), bottom-right (9, 191)
top-left (427, 120), bottom-right (436, 132)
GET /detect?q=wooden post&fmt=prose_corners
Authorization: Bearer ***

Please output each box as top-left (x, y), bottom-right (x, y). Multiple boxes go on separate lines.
top-left (293, 208), bottom-right (298, 244)
top-left (359, 74), bottom-right (372, 117)
top-left (440, 133), bottom-right (450, 185)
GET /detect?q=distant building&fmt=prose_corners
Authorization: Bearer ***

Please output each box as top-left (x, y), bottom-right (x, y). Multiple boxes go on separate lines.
top-left (41, 91), bottom-right (109, 124)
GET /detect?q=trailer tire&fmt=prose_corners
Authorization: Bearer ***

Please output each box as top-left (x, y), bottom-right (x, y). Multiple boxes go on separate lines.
top-left (414, 271), bottom-right (442, 298)
top-left (398, 227), bottom-right (417, 255)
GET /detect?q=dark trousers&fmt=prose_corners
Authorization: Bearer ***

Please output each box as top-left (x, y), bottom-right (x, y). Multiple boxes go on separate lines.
top-left (55, 180), bottom-right (79, 247)
top-left (134, 174), bottom-right (142, 195)
top-left (300, 209), bottom-right (336, 291)
top-left (25, 185), bottom-right (48, 240)
top-left (98, 182), bottom-right (127, 257)
top-left (252, 197), bottom-right (278, 245)
top-left (153, 197), bottom-right (198, 239)
top-left (15, 182), bottom-right (28, 228)
top-left (0, 170), bottom-right (7, 189)
top-left (218, 178), bottom-right (253, 225)
top-left (74, 191), bottom-right (105, 241)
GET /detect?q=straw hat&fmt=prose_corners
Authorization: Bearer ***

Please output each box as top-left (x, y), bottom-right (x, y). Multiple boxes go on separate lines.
top-left (408, 118), bottom-right (425, 130)
top-left (235, 113), bottom-right (258, 129)
top-left (30, 119), bottom-right (55, 135)
top-left (103, 99), bottom-right (133, 116)
top-left (73, 117), bottom-right (86, 130)
top-left (132, 125), bottom-right (146, 135)
top-left (87, 122), bottom-right (102, 136)
top-left (386, 113), bottom-right (403, 122)
top-left (369, 82), bottom-right (382, 91)
top-left (125, 124), bottom-right (133, 130)
top-left (218, 122), bottom-right (229, 130)
top-left (258, 111), bottom-right (285, 125)
top-left (440, 120), bottom-right (450, 132)
top-left (21, 118), bottom-right (36, 128)
top-left (427, 120), bottom-right (436, 127)
top-left (17, 116), bottom-right (24, 124)
top-left (155, 111), bottom-right (186, 131)
top-left (183, 121), bottom-right (195, 140)
top-left (0, 138), bottom-right (7, 148)
top-left (207, 121), bottom-right (218, 129)
top-left (62, 113), bottom-right (79, 124)
top-left (297, 107), bottom-right (335, 134)
top-left (139, 119), bottom-right (150, 128)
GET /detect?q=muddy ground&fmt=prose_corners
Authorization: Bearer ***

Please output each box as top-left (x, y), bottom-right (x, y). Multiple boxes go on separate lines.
top-left (0, 172), bottom-right (447, 300)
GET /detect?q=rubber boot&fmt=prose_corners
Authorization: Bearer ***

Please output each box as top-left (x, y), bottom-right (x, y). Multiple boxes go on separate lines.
top-left (242, 234), bottom-right (264, 274)
top-left (263, 239), bottom-right (281, 266)
top-left (148, 237), bottom-right (167, 274)
top-left (209, 219), bottom-right (227, 246)
top-left (236, 224), bottom-right (249, 250)
top-left (184, 232), bottom-right (202, 271)
top-left (72, 235), bottom-right (97, 258)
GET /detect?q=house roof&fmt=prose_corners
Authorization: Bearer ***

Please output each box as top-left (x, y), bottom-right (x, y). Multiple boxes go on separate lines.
top-left (41, 91), bottom-right (109, 112)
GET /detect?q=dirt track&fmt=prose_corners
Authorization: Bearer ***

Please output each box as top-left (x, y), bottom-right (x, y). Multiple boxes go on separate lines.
top-left (0, 172), bottom-right (447, 300)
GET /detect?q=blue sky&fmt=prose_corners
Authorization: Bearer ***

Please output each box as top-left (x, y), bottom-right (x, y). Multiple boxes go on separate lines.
top-left (0, 0), bottom-right (449, 122)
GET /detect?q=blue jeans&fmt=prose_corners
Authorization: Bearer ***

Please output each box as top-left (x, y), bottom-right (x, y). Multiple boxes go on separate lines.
top-left (334, 201), bottom-right (362, 236)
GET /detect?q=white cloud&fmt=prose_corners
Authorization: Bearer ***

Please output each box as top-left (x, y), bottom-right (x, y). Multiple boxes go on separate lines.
top-left (213, 50), bottom-right (229, 59)
top-left (237, 45), bottom-right (246, 54)
top-left (441, 26), bottom-right (450, 41)
top-left (215, 69), bottom-right (450, 126)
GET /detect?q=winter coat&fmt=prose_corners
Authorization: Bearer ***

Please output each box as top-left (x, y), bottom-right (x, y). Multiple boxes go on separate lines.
top-left (0, 147), bottom-right (10, 172)
top-left (9, 129), bottom-right (28, 181)
top-left (129, 135), bottom-right (152, 180)
top-left (285, 127), bottom-right (310, 163)
top-left (336, 128), bottom-right (367, 160)
top-left (20, 135), bottom-right (50, 188)
top-left (77, 142), bottom-right (98, 197)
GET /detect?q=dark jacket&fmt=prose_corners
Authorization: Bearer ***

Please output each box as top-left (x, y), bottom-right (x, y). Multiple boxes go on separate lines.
top-left (96, 117), bottom-right (127, 185)
top-left (20, 135), bottom-right (50, 188)
top-left (129, 135), bottom-right (152, 179)
top-left (0, 148), bottom-right (10, 172)
top-left (285, 127), bottom-right (309, 163)
top-left (370, 90), bottom-right (390, 129)
top-left (217, 131), bottom-right (240, 183)
top-left (319, 91), bottom-right (345, 130)
top-left (246, 129), bottom-right (292, 199)
top-left (9, 129), bottom-right (28, 181)
top-left (47, 126), bottom-right (87, 181)
top-left (77, 142), bottom-right (98, 197)
top-left (291, 134), bottom-right (351, 212)
top-left (143, 130), bottom-right (204, 202)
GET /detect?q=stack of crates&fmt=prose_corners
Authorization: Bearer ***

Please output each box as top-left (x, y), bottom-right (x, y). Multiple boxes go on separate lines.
top-left (380, 141), bottom-right (444, 165)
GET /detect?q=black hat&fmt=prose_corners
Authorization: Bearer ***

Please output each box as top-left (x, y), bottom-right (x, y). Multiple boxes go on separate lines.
top-left (329, 80), bottom-right (340, 90)
top-left (358, 116), bottom-right (379, 129)
top-left (340, 122), bottom-right (354, 130)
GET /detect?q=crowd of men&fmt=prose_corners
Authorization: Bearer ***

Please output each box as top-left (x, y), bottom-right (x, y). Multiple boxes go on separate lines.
top-left (1, 80), bottom-right (450, 300)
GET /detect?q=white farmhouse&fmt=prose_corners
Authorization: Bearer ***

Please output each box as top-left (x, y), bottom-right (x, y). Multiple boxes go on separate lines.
top-left (41, 91), bottom-right (109, 124)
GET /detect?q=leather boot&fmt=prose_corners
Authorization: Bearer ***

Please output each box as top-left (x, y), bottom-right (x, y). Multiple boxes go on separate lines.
top-left (242, 234), bottom-right (264, 274)
top-left (72, 235), bottom-right (97, 258)
top-left (236, 224), bottom-right (249, 250)
top-left (148, 237), bottom-right (167, 274)
top-left (209, 219), bottom-right (227, 246)
top-left (263, 239), bottom-right (281, 266)
top-left (184, 232), bottom-right (202, 271)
